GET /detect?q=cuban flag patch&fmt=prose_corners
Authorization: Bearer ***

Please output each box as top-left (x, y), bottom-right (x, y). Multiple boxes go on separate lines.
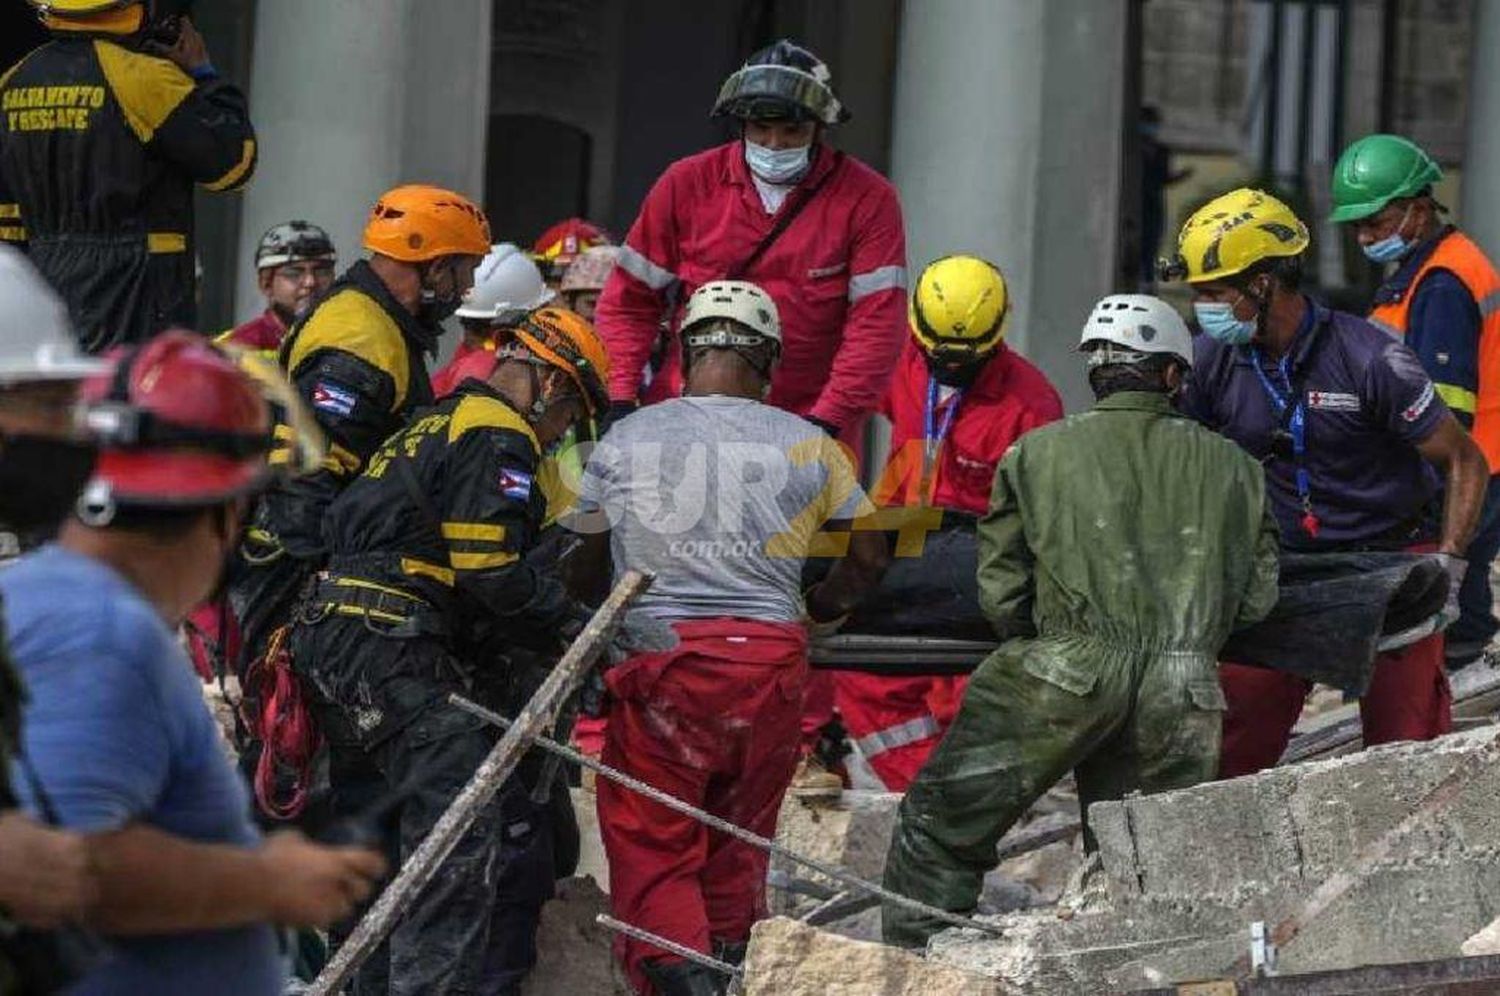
top-left (311, 380), bottom-right (357, 417)
top-left (499, 467), bottom-right (534, 501)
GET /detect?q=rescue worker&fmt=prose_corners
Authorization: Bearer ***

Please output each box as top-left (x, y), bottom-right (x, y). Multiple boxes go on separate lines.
top-left (1330, 134), bottom-right (1500, 669)
top-left (558, 244), bottom-right (619, 322)
top-left (531, 216), bottom-right (612, 290)
top-left (595, 38), bottom-right (907, 770)
top-left (431, 242), bottom-right (554, 398)
top-left (0, 1), bottom-right (257, 350)
top-left (219, 221), bottom-right (337, 358)
top-left (581, 280), bottom-right (890, 995)
top-left (1170, 188), bottom-right (1488, 776)
top-left (881, 294), bottom-right (1281, 950)
top-left (292, 308), bottom-right (664, 995)
top-left (230, 184), bottom-right (489, 697)
top-left (0, 246), bottom-right (104, 990)
top-left (841, 255), bottom-right (1063, 791)
top-left (3, 332), bottom-right (384, 995)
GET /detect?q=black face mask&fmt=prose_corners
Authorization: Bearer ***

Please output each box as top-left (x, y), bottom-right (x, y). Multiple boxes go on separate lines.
top-left (927, 355), bottom-right (984, 389)
top-left (0, 434), bottom-right (97, 536)
top-left (417, 261), bottom-right (463, 327)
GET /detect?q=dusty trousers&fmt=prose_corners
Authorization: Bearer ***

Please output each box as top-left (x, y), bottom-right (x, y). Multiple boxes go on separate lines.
top-left (881, 634), bottom-right (1225, 949)
top-left (295, 618), bottom-right (555, 996)
top-left (597, 618), bottom-right (807, 995)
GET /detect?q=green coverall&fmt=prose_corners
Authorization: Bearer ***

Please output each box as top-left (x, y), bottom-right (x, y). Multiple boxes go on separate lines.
top-left (881, 391), bottom-right (1281, 948)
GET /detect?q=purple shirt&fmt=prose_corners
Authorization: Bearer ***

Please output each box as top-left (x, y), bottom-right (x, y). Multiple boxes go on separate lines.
top-left (1181, 299), bottom-right (1447, 550)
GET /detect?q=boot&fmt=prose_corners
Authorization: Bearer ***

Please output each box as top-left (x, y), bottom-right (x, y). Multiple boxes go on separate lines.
top-left (711, 937), bottom-right (748, 966)
top-left (640, 957), bottom-right (729, 996)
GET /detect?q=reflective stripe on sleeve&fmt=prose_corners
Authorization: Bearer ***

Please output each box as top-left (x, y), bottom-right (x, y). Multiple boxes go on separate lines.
top-left (1368, 317), bottom-right (1403, 339)
top-left (441, 522), bottom-right (508, 543)
top-left (852, 714), bottom-right (941, 758)
top-left (848, 265), bottom-right (907, 303)
top-left (616, 244), bottom-right (678, 292)
top-left (1436, 382), bottom-right (1478, 415)
top-left (1478, 289), bottom-right (1500, 318)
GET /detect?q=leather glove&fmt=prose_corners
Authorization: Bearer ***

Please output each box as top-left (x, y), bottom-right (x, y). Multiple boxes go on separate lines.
top-left (606, 609), bottom-right (678, 666)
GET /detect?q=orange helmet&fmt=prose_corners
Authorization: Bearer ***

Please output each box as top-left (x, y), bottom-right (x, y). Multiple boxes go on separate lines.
top-left (531, 218), bottom-right (612, 278)
top-left (362, 184), bottom-right (491, 263)
top-left (503, 306), bottom-right (612, 418)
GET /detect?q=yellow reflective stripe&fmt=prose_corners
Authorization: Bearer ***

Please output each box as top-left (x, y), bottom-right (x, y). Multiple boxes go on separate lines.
top-left (441, 522), bottom-right (507, 543)
top-left (0, 226), bottom-right (25, 242)
top-left (449, 550), bottom-right (518, 571)
top-left (147, 232), bottom-right (187, 254)
top-left (326, 575), bottom-right (426, 601)
top-left (400, 557), bottom-right (455, 586)
top-left (332, 605), bottom-right (410, 625)
top-left (1436, 382), bottom-right (1478, 415)
top-left (321, 442), bottom-right (360, 475)
top-left (203, 139), bottom-right (256, 192)
top-left (0, 204), bottom-right (19, 219)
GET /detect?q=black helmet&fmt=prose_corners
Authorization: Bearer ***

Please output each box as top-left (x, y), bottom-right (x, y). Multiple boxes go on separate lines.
top-left (711, 39), bottom-right (849, 125)
top-left (255, 221), bottom-right (336, 270)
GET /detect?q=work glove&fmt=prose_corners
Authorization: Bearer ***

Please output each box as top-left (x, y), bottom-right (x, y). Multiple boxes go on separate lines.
top-left (1436, 552), bottom-right (1467, 627)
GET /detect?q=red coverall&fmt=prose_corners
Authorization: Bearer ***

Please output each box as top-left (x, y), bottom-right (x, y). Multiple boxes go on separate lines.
top-left (598, 618), bottom-right (807, 994)
top-left (430, 340), bottom-right (496, 398)
top-left (218, 308), bottom-right (286, 353)
top-left (595, 139), bottom-right (907, 755)
top-left (837, 341), bottom-right (1063, 790)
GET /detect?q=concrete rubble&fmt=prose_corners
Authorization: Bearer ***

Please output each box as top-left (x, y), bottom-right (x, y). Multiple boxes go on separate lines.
top-left (741, 917), bottom-right (1004, 996)
top-left (926, 728), bottom-right (1500, 993)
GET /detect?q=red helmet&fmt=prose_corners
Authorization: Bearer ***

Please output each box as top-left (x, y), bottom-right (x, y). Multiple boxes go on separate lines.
top-left (531, 218), bottom-right (612, 277)
top-left (78, 331), bottom-right (272, 518)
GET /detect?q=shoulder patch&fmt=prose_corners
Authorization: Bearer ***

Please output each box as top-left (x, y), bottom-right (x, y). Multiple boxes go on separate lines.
top-left (93, 40), bottom-right (193, 143)
top-left (288, 289), bottom-right (411, 408)
top-left (1306, 390), bottom-right (1361, 412)
top-left (311, 380), bottom-right (357, 418)
top-left (1402, 381), bottom-right (1437, 423)
top-left (498, 467), bottom-right (534, 501)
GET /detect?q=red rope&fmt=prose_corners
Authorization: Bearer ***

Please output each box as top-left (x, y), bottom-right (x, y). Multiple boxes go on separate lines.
top-left (241, 627), bottom-right (322, 820)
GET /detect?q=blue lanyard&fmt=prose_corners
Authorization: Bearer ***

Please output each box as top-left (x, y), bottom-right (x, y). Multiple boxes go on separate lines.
top-left (1248, 346), bottom-right (1319, 537)
top-left (921, 377), bottom-right (963, 499)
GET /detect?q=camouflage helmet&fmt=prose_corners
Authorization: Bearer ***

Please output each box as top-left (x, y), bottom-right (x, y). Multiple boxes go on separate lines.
top-left (255, 221), bottom-right (336, 270)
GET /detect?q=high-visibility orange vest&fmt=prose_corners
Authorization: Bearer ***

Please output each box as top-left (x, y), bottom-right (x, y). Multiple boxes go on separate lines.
top-left (1369, 230), bottom-right (1500, 472)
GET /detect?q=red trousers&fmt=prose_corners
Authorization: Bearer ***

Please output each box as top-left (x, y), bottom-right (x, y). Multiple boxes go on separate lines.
top-left (834, 673), bottom-right (946, 791)
top-left (597, 618), bottom-right (808, 995)
top-left (1219, 629), bottom-right (1452, 778)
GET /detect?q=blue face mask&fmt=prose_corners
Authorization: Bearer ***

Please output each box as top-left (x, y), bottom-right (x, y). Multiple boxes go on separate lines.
top-left (744, 140), bottom-right (811, 184)
top-left (1193, 299), bottom-right (1257, 346)
top-left (1361, 204), bottom-right (1415, 264)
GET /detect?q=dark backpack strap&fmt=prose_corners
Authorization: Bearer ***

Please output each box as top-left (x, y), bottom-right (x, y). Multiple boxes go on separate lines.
top-left (726, 150), bottom-right (845, 280)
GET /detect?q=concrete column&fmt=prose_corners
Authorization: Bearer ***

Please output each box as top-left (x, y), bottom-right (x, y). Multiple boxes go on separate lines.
top-left (889, 0), bottom-right (1127, 412)
top-left (1464, 0), bottom-right (1500, 260)
top-left (234, 0), bottom-right (491, 324)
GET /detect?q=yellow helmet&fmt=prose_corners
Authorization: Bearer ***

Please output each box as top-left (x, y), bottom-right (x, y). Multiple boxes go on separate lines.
top-left (1162, 188), bottom-right (1309, 284)
top-left (909, 255), bottom-right (1009, 362)
top-left (28, 0), bottom-right (135, 11)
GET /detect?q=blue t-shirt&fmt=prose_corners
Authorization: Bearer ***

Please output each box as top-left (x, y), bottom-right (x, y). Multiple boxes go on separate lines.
top-left (1, 545), bottom-right (283, 996)
top-left (1182, 299), bottom-right (1448, 549)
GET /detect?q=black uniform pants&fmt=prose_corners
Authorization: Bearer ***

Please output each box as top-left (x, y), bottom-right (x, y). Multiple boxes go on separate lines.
top-left (296, 619), bottom-right (557, 996)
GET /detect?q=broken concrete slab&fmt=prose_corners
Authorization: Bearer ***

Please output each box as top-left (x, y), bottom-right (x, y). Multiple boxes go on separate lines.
top-left (771, 791), bottom-right (902, 919)
top-left (742, 917), bottom-right (1004, 995)
top-left (521, 876), bottom-right (631, 996)
top-left (928, 729), bottom-right (1500, 993)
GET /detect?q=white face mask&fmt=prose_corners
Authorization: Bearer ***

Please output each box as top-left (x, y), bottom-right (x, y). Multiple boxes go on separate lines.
top-left (744, 140), bottom-right (811, 184)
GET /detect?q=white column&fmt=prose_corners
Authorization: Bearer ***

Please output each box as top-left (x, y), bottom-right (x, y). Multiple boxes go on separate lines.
top-left (889, 0), bottom-right (1127, 411)
top-left (1464, 0), bottom-right (1500, 260)
top-left (233, 0), bottom-right (491, 324)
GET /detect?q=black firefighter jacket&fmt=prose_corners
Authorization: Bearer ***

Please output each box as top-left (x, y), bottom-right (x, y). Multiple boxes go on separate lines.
top-left (0, 34), bottom-right (256, 350)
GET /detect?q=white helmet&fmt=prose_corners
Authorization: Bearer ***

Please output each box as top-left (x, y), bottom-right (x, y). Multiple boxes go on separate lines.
top-left (1078, 294), bottom-right (1192, 368)
top-left (0, 246), bottom-right (106, 385)
top-left (455, 243), bottom-right (555, 322)
top-left (680, 280), bottom-right (782, 351)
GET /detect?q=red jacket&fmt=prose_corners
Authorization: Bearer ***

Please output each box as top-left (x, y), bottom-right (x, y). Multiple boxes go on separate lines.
top-left (596, 141), bottom-right (908, 430)
top-left (218, 308), bottom-right (286, 354)
top-left (873, 339), bottom-right (1064, 513)
top-left (430, 340), bottom-right (497, 398)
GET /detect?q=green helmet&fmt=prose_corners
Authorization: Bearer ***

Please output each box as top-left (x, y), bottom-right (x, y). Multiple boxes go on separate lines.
top-left (1329, 134), bottom-right (1442, 223)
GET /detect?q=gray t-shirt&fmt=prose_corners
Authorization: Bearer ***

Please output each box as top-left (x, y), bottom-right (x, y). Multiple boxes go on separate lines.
top-left (579, 396), bottom-right (871, 623)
